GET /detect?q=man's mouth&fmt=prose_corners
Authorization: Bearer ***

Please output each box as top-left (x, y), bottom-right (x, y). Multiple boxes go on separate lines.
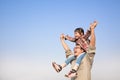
top-left (74, 51), bottom-right (77, 53)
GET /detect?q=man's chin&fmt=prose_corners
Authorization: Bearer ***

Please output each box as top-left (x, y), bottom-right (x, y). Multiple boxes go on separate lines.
top-left (74, 53), bottom-right (77, 56)
top-left (75, 37), bottom-right (78, 39)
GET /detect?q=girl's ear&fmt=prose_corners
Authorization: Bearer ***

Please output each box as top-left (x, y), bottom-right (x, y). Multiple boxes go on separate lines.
top-left (81, 33), bottom-right (83, 36)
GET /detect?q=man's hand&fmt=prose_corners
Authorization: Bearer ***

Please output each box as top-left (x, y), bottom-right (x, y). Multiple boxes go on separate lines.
top-left (89, 21), bottom-right (98, 47)
top-left (60, 33), bottom-right (65, 40)
top-left (90, 21), bottom-right (98, 29)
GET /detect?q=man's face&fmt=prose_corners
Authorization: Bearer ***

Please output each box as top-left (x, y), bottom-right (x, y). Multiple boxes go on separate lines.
top-left (74, 32), bottom-right (81, 39)
top-left (74, 45), bottom-right (83, 56)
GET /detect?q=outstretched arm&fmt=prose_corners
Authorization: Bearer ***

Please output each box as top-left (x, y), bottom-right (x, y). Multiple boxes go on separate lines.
top-left (60, 34), bottom-right (70, 51)
top-left (60, 34), bottom-right (73, 58)
top-left (65, 35), bottom-right (76, 42)
top-left (89, 21), bottom-right (98, 47)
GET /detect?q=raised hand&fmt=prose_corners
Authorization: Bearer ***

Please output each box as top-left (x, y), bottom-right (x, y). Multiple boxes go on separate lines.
top-left (90, 21), bottom-right (98, 29)
top-left (60, 33), bottom-right (65, 40)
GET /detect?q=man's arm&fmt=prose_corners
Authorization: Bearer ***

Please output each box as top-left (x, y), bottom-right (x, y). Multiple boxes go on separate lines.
top-left (60, 34), bottom-right (70, 51)
top-left (89, 21), bottom-right (98, 47)
top-left (60, 34), bottom-right (73, 58)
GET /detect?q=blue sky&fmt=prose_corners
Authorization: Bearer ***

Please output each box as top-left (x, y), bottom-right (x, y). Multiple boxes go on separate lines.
top-left (0, 0), bottom-right (120, 80)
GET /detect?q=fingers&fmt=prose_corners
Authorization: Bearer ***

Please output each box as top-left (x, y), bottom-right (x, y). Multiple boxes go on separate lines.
top-left (60, 33), bottom-right (65, 40)
top-left (90, 20), bottom-right (98, 29)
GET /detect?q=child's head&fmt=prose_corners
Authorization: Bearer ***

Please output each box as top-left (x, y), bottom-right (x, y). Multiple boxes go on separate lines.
top-left (74, 27), bottom-right (84, 39)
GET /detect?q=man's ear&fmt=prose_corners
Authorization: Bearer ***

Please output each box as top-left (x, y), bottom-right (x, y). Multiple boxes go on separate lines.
top-left (81, 49), bottom-right (84, 52)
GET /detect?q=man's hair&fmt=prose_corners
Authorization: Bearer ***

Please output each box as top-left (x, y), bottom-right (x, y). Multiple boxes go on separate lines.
top-left (74, 27), bottom-right (84, 35)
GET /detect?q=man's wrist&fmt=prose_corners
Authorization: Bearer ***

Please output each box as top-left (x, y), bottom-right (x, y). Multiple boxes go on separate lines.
top-left (60, 38), bottom-right (65, 41)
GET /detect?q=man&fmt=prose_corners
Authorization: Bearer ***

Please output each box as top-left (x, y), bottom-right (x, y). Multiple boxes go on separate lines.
top-left (60, 21), bottom-right (97, 80)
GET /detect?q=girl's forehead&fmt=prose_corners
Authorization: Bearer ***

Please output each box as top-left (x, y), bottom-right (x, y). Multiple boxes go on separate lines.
top-left (74, 31), bottom-right (81, 35)
top-left (74, 31), bottom-right (79, 33)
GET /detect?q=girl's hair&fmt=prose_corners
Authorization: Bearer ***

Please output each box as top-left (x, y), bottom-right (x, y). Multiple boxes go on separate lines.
top-left (74, 27), bottom-right (84, 35)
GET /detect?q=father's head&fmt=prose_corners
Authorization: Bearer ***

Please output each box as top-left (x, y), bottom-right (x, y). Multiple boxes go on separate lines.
top-left (74, 45), bottom-right (84, 56)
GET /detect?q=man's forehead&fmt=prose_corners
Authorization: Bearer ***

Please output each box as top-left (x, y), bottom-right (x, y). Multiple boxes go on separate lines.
top-left (75, 46), bottom-right (81, 48)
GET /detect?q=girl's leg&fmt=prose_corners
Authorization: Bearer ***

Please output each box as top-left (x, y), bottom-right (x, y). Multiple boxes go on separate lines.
top-left (73, 53), bottom-right (86, 70)
top-left (61, 54), bottom-right (76, 68)
top-left (64, 55), bottom-right (76, 66)
top-left (65, 53), bottom-right (86, 78)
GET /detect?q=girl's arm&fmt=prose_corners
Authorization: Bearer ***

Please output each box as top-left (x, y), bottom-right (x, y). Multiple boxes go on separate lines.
top-left (65, 35), bottom-right (76, 42)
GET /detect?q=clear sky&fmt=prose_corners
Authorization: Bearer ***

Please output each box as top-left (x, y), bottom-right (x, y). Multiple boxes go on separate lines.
top-left (0, 0), bottom-right (120, 80)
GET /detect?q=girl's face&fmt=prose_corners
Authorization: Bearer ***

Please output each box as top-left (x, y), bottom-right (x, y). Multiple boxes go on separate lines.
top-left (74, 32), bottom-right (81, 39)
